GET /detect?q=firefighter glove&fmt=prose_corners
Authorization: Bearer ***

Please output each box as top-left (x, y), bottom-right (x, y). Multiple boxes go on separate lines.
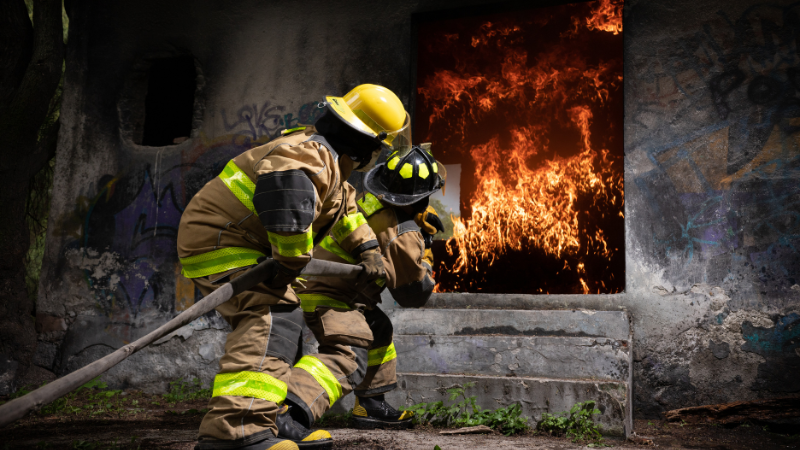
top-left (356, 247), bottom-right (385, 289)
top-left (266, 260), bottom-right (303, 289)
top-left (416, 206), bottom-right (445, 249)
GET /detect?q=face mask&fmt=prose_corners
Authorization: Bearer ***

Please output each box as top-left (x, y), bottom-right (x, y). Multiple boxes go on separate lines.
top-left (354, 149), bottom-right (381, 172)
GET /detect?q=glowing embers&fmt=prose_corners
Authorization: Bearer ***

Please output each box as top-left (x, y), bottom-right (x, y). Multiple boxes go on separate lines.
top-left (415, 0), bottom-right (624, 294)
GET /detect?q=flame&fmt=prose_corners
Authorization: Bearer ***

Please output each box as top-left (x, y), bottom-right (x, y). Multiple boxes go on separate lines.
top-left (420, 1), bottom-right (623, 294)
top-left (444, 107), bottom-right (621, 282)
top-left (585, 0), bottom-right (623, 35)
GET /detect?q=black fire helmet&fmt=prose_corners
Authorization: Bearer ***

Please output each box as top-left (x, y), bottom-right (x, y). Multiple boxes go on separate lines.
top-left (363, 143), bottom-right (446, 206)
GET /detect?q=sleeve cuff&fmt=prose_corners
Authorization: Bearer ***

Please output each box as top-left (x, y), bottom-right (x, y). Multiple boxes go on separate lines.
top-left (351, 239), bottom-right (379, 257)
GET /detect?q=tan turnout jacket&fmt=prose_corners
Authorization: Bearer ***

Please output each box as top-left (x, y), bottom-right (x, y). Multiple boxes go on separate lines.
top-left (297, 191), bottom-right (435, 308)
top-left (177, 127), bottom-right (378, 305)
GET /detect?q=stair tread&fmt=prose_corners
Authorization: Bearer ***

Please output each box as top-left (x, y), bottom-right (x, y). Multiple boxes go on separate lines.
top-left (396, 372), bottom-right (628, 384)
top-left (389, 309), bottom-right (630, 340)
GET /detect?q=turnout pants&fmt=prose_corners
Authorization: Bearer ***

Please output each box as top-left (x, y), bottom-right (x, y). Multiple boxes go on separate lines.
top-left (193, 273), bottom-right (398, 442)
top-left (286, 305), bottom-right (398, 426)
top-left (193, 272), bottom-right (303, 442)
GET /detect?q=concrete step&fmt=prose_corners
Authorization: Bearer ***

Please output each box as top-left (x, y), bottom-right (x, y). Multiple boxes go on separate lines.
top-left (304, 306), bottom-right (633, 436)
top-left (328, 373), bottom-right (631, 437)
top-left (387, 309), bottom-right (630, 340)
top-left (394, 335), bottom-right (630, 381)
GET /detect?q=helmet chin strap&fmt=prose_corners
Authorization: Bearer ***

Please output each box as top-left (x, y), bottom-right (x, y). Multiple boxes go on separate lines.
top-left (355, 149), bottom-right (381, 172)
top-left (354, 132), bottom-right (389, 172)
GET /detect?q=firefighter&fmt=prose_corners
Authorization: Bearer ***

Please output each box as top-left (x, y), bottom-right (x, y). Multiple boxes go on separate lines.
top-left (177, 84), bottom-right (411, 450)
top-left (290, 144), bottom-right (446, 430)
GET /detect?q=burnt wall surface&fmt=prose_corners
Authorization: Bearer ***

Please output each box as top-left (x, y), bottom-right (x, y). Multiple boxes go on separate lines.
top-left (32, 0), bottom-right (799, 419)
top-left (625, 0), bottom-right (800, 416)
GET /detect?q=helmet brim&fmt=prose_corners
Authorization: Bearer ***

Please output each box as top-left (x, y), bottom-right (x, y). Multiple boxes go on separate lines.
top-left (363, 163), bottom-right (443, 206)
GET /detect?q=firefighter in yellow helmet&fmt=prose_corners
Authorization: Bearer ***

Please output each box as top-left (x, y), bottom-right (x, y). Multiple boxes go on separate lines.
top-left (291, 144), bottom-right (446, 431)
top-left (177, 84), bottom-right (410, 450)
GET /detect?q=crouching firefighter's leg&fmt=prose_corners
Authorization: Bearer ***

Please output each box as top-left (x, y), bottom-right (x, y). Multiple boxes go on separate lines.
top-left (352, 307), bottom-right (413, 429)
top-left (192, 272), bottom-right (330, 450)
top-left (285, 300), bottom-right (373, 436)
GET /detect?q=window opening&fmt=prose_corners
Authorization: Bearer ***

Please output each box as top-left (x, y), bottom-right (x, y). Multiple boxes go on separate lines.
top-left (415, 0), bottom-right (624, 294)
top-left (141, 55), bottom-right (196, 146)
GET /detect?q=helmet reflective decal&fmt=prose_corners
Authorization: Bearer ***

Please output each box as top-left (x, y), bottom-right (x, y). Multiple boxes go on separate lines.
top-left (418, 163), bottom-right (430, 179)
top-left (399, 163), bottom-right (413, 179)
top-left (387, 156), bottom-right (400, 170)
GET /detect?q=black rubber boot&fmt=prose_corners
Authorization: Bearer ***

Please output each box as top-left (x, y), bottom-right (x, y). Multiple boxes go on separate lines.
top-left (276, 405), bottom-right (333, 450)
top-left (196, 430), bottom-right (299, 450)
top-left (352, 394), bottom-right (414, 430)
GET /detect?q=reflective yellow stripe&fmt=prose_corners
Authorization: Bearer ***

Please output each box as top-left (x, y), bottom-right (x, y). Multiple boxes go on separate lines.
top-left (180, 247), bottom-right (265, 278)
top-left (298, 294), bottom-right (352, 312)
top-left (212, 371), bottom-right (287, 402)
top-left (332, 213), bottom-right (368, 242)
top-left (375, 278), bottom-right (386, 287)
top-left (319, 236), bottom-right (357, 263)
top-left (357, 193), bottom-right (384, 217)
top-left (281, 126), bottom-right (307, 135)
top-left (294, 356), bottom-right (342, 406)
top-left (219, 160), bottom-right (256, 214)
top-left (268, 229), bottom-right (313, 257)
top-left (368, 343), bottom-right (397, 366)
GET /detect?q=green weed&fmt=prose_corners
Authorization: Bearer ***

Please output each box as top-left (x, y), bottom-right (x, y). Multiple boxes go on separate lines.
top-left (163, 377), bottom-right (212, 403)
top-left (537, 401), bottom-right (605, 445)
top-left (401, 382), bottom-right (530, 435)
top-left (317, 411), bottom-right (353, 427)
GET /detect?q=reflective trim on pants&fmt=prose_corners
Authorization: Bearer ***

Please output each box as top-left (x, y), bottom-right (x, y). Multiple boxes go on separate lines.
top-left (212, 371), bottom-right (288, 403)
top-left (367, 342), bottom-right (397, 367)
top-left (294, 355), bottom-right (343, 407)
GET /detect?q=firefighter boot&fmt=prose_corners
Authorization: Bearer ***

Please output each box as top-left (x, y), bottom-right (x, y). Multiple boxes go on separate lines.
top-left (276, 405), bottom-right (333, 450)
top-left (196, 433), bottom-right (299, 450)
top-left (352, 394), bottom-right (414, 429)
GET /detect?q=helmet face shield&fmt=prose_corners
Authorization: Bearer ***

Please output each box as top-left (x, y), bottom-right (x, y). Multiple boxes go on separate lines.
top-left (384, 112), bottom-right (412, 150)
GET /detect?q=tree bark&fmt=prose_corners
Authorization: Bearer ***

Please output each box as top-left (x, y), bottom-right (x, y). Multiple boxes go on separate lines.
top-left (0, 0), bottom-right (64, 394)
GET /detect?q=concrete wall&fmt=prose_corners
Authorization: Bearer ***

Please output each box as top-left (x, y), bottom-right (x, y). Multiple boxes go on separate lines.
top-left (36, 0), bottom-right (799, 418)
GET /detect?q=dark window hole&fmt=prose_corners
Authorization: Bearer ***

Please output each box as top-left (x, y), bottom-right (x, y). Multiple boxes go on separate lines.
top-left (142, 55), bottom-right (196, 146)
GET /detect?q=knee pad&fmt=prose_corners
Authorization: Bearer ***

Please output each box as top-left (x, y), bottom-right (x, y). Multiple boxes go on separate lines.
top-left (266, 305), bottom-right (304, 364)
top-left (364, 307), bottom-right (393, 348)
top-left (348, 346), bottom-right (369, 388)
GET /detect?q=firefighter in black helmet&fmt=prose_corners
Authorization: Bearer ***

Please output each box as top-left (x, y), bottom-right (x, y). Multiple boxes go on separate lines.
top-left (293, 143), bottom-right (446, 431)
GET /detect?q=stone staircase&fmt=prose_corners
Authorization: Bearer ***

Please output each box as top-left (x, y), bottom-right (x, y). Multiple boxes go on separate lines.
top-left (304, 296), bottom-right (633, 437)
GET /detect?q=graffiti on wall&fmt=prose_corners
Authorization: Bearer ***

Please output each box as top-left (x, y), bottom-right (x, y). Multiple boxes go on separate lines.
top-left (60, 101), bottom-right (323, 333)
top-left (626, 1), bottom-right (800, 406)
top-left (628, 2), bottom-right (800, 297)
top-left (221, 101), bottom-right (323, 140)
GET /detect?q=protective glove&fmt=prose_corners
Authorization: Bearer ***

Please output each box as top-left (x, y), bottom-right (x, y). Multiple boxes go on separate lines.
top-left (265, 260), bottom-right (303, 289)
top-left (423, 248), bottom-right (434, 269)
top-left (356, 247), bottom-right (385, 290)
top-left (415, 206), bottom-right (445, 249)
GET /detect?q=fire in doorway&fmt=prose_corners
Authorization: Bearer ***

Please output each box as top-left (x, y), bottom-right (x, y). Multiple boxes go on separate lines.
top-left (414, 0), bottom-right (624, 294)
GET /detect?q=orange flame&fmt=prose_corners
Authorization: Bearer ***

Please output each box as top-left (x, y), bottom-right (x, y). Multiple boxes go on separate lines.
top-left (585, 0), bottom-right (623, 35)
top-left (420, 1), bottom-right (623, 294)
top-left (445, 107), bottom-right (621, 280)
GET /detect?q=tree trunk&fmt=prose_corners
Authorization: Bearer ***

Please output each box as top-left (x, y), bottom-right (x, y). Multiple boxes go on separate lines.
top-left (0, 0), bottom-right (64, 395)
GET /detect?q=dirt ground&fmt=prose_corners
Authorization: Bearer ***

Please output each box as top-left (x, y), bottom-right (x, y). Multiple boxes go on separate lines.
top-left (3, 409), bottom-right (799, 449)
top-left (1, 391), bottom-right (798, 449)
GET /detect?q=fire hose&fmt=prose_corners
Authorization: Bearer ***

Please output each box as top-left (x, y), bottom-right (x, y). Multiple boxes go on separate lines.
top-left (0, 258), bottom-right (362, 428)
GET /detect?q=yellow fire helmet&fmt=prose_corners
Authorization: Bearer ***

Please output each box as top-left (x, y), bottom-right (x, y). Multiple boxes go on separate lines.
top-left (325, 84), bottom-right (412, 150)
